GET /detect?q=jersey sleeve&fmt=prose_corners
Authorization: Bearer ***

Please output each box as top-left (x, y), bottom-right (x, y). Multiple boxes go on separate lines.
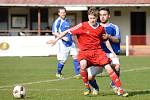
top-left (52, 19), bottom-right (61, 33)
top-left (69, 23), bottom-right (82, 35)
top-left (114, 25), bottom-right (120, 39)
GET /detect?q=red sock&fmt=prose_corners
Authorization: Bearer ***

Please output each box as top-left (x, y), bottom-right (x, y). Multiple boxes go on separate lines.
top-left (80, 69), bottom-right (90, 89)
top-left (109, 71), bottom-right (121, 88)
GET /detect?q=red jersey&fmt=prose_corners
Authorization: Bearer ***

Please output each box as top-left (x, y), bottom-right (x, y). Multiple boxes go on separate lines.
top-left (69, 22), bottom-right (106, 51)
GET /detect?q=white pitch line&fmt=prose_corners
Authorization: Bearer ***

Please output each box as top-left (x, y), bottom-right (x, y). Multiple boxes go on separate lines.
top-left (121, 67), bottom-right (150, 72)
top-left (0, 76), bottom-right (73, 89)
top-left (98, 67), bottom-right (150, 75)
top-left (0, 88), bottom-right (82, 91)
top-left (0, 67), bottom-right (150, 89)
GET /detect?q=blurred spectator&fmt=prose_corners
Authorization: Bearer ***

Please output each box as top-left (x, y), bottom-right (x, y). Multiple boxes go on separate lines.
top-left (18, 27), bottom-right (26, 36)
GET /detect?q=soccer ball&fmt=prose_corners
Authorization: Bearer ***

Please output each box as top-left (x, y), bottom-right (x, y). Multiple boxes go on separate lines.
top-left (13, 85), bottom-right (26, 99)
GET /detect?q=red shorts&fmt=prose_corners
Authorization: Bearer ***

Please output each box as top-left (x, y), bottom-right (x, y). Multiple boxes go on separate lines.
top-left (78, 49), bottom-right (110, 68)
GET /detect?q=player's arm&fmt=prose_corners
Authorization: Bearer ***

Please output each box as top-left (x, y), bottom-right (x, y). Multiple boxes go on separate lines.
top-left (47, 30), bottom-right (69, 45)
top-left (53, 32), bottom-right (68, 41)
top-left (52, 20), bottom-right (68, 41)
top-left (105, 40), bottom-right (117, 57)
top-left (102, 33), bottom-right (119, 43)
top-left (101, 30), bottom-right (117, 57)
top-left (52, 21), bottom-right (60, 37)
top-left (107, 34), bottom-right (120, 43)
top-left (101, 30), bottom-right (116, 57)
top-left (48, 23), bottom-right (82, 45)
top-left (108, 25), bottom-right (120, 43)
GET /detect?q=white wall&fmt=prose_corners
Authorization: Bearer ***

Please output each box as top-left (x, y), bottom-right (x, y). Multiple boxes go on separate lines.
top-left (0, 36), bottom-right (57, 56)
top-left (110, 7), bottom-right (150, 45)
top-left (110, 7), bottom-right (130, 45)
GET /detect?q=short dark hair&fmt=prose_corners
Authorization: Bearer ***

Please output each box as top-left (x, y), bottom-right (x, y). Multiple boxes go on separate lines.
top-left (99, 7), bottom-right (110, 14)
top-left (88, 7), bottom-right (99, 17)
top-left (58, 7), bottom-right (66, 13)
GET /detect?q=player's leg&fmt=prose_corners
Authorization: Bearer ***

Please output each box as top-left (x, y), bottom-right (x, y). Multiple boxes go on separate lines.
top-left (56, 60), bottom-right (65, 79)
top-left (72, 57), bottom-right (81, 79)
top-left (104, 64), bottom-right (128, 96)
top-left (70, 44), bottom-right (80, 77)
top-left (56, 41), bottom-right (68, 79)
top-left (72, 57), bottom-right (80, 75)
top-left (80, 59), bottom-right (91, 95)
top-left (95, 50), bottom-right (128, 96)
top-left (108, 53), bottom-right (120, 76)
top-left (110, 63), bottom-right (120, 89)
top-left (104, 64), bottom-right (121, 91)
top-left (87, 66), bottom-right (103, 95)
top-left (113, 64), bottom-right (120, 77)
top-left (108, 53), bottom-right (120, 89)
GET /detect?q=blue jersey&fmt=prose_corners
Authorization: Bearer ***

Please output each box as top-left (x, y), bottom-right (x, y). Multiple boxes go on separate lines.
top-left (101, 23), bottom-right (121, 55)
top-left (52, 17), bottom-right (73, 47)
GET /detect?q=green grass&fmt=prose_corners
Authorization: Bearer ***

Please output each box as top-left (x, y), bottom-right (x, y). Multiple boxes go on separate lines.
top-left (0, 56), bottom-right (150, 100)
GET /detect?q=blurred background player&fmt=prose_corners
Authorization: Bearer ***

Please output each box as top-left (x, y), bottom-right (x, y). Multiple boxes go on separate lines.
top-left (51, 7), bottom-right (80, 79)
top-left (48, 7), bottom-right (128, 97)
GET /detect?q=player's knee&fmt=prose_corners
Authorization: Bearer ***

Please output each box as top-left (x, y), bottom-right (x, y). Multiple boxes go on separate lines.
top-left (80, 60), bottom-right (87, 70)
top-left (111, 64), bottom-right (120, 71)
top-left (88, 76), bottom-right (95, 80)
top-left (104, 64), bottom-right (114, 73)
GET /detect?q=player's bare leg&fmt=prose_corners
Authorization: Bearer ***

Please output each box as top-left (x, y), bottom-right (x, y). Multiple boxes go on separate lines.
top-left (110, 64), bottom-right (120, 93)
top-left (80, 60), bottom-right (91, 95)
top-left (104, 64), bottom-right (128, 97)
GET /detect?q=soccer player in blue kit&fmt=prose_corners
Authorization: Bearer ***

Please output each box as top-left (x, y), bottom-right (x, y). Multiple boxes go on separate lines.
top-left (100, 7), bottom-right (121, 89)
top-left (52, 7), bottom-right (80, 79)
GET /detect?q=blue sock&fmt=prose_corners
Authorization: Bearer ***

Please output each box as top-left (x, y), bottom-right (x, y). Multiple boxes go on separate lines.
top-left (57, 63), bottom-right (64, 74)
top-left (89, 79), bottom-right (99, 91)
top-left (73, 59), bottom-right (80, 75)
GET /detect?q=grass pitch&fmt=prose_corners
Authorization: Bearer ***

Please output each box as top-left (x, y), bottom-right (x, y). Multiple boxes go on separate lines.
top-left (0, 56), bottom-right (150, 100)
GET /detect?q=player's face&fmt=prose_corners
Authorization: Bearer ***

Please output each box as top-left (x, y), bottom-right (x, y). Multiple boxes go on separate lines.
top-left (58, 9), bottom-right (66, 19)
top-left (99, 10), bottom-right (110, 23)
top-left (88, 14), bottom-right (97, 26)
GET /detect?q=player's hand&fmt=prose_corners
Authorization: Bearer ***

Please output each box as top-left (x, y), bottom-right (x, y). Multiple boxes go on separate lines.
top-left (47, 40), bottom-right (57, 46)
top-left (102, 33), bottom-right (109, 40)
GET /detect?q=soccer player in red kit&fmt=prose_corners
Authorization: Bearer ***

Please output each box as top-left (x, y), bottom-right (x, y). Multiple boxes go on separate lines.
top-left (48, 7), bottom-right (127, 96)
